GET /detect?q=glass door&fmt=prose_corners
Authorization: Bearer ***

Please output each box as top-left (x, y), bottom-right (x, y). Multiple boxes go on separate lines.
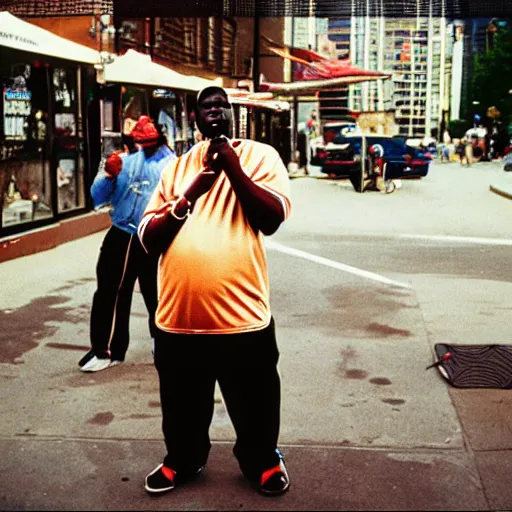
top-left (52, 66), bottom-right (86, 213)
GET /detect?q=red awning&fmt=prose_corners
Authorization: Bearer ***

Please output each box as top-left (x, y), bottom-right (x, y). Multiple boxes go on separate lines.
top-left (262, 36), bottom-right (327, 64)
top-left (262, 37), bottom-right (390, 94)
top-left (293, 59), bottom-right (388, 82)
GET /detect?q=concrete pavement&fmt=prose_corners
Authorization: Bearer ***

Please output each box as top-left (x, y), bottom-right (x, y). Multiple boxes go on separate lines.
top-left (299, 156), bottom-right (512, 202)
top-left (1, 177), bottom-right (512, 510)
top-left (489, 159), bottom-right (512, 199)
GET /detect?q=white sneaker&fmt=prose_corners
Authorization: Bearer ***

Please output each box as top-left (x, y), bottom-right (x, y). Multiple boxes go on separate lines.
top-left (80, 356), bottom-right (111, 372)
top-left (109, 360), bottom-right (123, 367)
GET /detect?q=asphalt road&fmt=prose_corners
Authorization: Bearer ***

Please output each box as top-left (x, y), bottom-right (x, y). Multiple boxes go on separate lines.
top-left (1, 158), bottom-right (512, 510)
top-left (263, 160), bottom-right (512, 449)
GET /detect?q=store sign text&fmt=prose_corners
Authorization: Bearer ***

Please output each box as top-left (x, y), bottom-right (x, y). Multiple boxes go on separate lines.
top-left (0, 31), bottom-right (38, 47)
top-left (5, 89), bottom-right (32, 101)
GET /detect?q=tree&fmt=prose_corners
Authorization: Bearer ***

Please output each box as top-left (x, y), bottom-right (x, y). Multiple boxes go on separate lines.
top-left (448, 119), bottom-right (471, 138)
top-left (472, 27), bottom-right (512, 126)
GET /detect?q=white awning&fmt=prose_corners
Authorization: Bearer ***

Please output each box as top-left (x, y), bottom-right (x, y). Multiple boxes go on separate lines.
top-left (0, 12), bottom-right (100, 64)
top-left (103, 49), bottom-right (219, 92)
top-left (225, 88), bottom-right (290, 111)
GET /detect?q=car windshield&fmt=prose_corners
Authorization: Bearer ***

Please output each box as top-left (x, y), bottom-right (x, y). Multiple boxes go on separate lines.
top-left (324, 124), bottom-right (358, 142)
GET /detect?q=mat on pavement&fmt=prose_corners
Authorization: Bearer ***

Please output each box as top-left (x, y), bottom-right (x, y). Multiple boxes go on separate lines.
top-left (432, 344), bottom-right (512, 389)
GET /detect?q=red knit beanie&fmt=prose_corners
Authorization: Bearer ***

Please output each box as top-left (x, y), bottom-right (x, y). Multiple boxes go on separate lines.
top-left (130, 115), bottom-right (159, 147)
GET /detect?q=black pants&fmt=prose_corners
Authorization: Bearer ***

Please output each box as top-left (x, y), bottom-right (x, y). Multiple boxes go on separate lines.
top-left (153, 318), bottom-right (282, 480)
top-left (90, 225), bottom-right (159, 361)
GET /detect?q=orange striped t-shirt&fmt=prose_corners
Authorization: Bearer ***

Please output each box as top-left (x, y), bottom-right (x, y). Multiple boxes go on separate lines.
top-left (142, 139), bottom-right (291, 334)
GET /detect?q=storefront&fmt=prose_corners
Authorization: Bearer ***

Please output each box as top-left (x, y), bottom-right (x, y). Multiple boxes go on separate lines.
top-left (228, 90), bottom-right (291, 165)
top-left (0, 12), bottom-right (99, 239)
top-left (99, 49), bottom-right (218, 158)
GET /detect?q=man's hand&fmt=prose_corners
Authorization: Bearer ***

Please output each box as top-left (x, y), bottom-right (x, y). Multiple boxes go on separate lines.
top-left (104, 151), bottom-right (123, 179)
top-left (183, 168), bottom-right (220, 204)
top-left (204, 136), bottom-right (241, 175)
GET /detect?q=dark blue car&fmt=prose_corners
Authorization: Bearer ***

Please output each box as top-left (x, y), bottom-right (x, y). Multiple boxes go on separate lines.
top-left (315, 135), bottom-right (431, 179)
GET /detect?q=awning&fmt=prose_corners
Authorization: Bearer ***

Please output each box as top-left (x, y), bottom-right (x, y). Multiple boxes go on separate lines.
top-left (260, 36), bottom-right (390, 96)
top-left (102, 49), bottom-right (219, 92)
top-left (259, 75), bottom-right (389, 95)
top-left (225, 88), bottom-right (290, 111)
top-left (0, 12), bottom-right (100, 64)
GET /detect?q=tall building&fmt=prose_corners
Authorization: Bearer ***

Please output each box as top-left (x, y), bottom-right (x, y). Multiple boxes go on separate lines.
top-left (286, 7), bottom-right (456, 138)
top-left (348, 15), bottom-right (454, 138)
top-left (318, 17), bottom-right (351, 121)
top-left (459, 18), bottom-right (492, 121)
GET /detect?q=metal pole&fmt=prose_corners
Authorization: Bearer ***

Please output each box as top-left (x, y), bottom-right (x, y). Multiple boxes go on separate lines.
top-left (253, 14), bottom-right (260, 93)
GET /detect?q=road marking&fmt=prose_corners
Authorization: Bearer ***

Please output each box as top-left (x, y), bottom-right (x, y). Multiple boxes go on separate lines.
top-left (398, 234), bottom-right (512, 246)
top-left (265, 240), bottom-right (411, 289)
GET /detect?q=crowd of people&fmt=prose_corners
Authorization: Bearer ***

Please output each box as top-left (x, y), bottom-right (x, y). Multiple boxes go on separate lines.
top-left (437, 125), bottom-right (511, 167)
top-left (79, 87), bottom-right (292, 498)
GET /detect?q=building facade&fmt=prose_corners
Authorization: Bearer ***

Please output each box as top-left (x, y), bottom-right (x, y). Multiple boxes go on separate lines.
top-left (348, 15), bottom-right (454, 139)
top-left (0, 1), bottom-right (287, 261)
top-left (283, 1), bottom-right (458, 139)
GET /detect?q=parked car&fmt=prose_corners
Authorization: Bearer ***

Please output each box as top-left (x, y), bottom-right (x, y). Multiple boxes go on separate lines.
top-left (310, 120), bottom-right (360, 166)
top-left (314, 134), bottom-right (431, 180)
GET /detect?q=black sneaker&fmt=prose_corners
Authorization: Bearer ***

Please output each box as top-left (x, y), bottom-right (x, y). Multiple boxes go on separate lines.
top-left (259, 450), bottom-right (290, 496)
top-left (145, 463), bottom-right (204, 495)
top-left (145, 464), bottom-right (175, 495)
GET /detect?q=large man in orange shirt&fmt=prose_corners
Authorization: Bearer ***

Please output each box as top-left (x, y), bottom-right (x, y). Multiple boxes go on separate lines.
top-left (138, 86), bottom-right (292, 496)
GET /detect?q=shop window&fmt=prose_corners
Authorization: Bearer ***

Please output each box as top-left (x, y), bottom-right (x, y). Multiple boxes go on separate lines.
top-left (239, 106), bottom-right (248, 139)
top-left (1, 58), bottom-right (53, 229)
top-left (149, 89), bottom-right (191, 156)
top-left (122, 87), bottom-right (148, 136)
top-left (53, 67), bottom-right (85, 213)
top-left (120, 86), bottom-right (192, 157)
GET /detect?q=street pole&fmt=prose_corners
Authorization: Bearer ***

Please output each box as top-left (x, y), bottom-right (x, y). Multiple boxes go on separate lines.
top-left (253, 14), bottom-right (260, 93)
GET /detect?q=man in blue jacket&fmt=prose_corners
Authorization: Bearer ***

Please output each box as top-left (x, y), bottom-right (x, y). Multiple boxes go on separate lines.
top-left (79, 116), bottom-right (176, 372)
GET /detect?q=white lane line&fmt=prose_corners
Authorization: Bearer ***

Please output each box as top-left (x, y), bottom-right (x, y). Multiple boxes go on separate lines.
top-left (265, 240), bottom-right (411, 289)
top-left (398, 234), bottom-right (512, 246)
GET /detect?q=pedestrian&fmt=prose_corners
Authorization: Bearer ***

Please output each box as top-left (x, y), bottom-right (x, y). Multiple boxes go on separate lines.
top-left (456, 138), bottom-right (467, 166)
top-left (363, 143), bottom-right (394, 193)
top-left (306, 109), bottom-right (320, 139)
top-left (79, 115), bottom-right (176, 372)
top-left (465, 137), bottom-right (474, 166)
top-left (441, 129), bottom-right (451, 162)
top-left (138, 86), bottom-right (292, 496)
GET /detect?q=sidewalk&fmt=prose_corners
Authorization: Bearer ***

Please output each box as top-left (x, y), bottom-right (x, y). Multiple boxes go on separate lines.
top-left (1, 204), bottom-right (512, 510)
top-left (489, 161), bottom-right (512, 199)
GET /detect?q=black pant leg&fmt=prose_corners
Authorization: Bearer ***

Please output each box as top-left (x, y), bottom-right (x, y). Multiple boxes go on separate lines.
top-left (132, 235), bottom-right (159, 340)
top-left (216, 319), bottom-right (282, 480)
top-left (106, 234), bottom-right (139, 361)
top-left (90, 226), bottom-right (133, 357)
top-left (153, 329), bottom-right (216, 474)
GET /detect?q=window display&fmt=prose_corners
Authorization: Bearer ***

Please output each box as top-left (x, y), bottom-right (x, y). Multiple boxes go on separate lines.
top-left (3, 66), bottom-right (31, 141)
top-left (148, 88), bottom-right (190, 155)
top-left (1, 58), bottom-right (53, 229)
top-left (122, 87), bottom-right (146, 135)
top-left (53, 67), bottom-right (85, 213)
